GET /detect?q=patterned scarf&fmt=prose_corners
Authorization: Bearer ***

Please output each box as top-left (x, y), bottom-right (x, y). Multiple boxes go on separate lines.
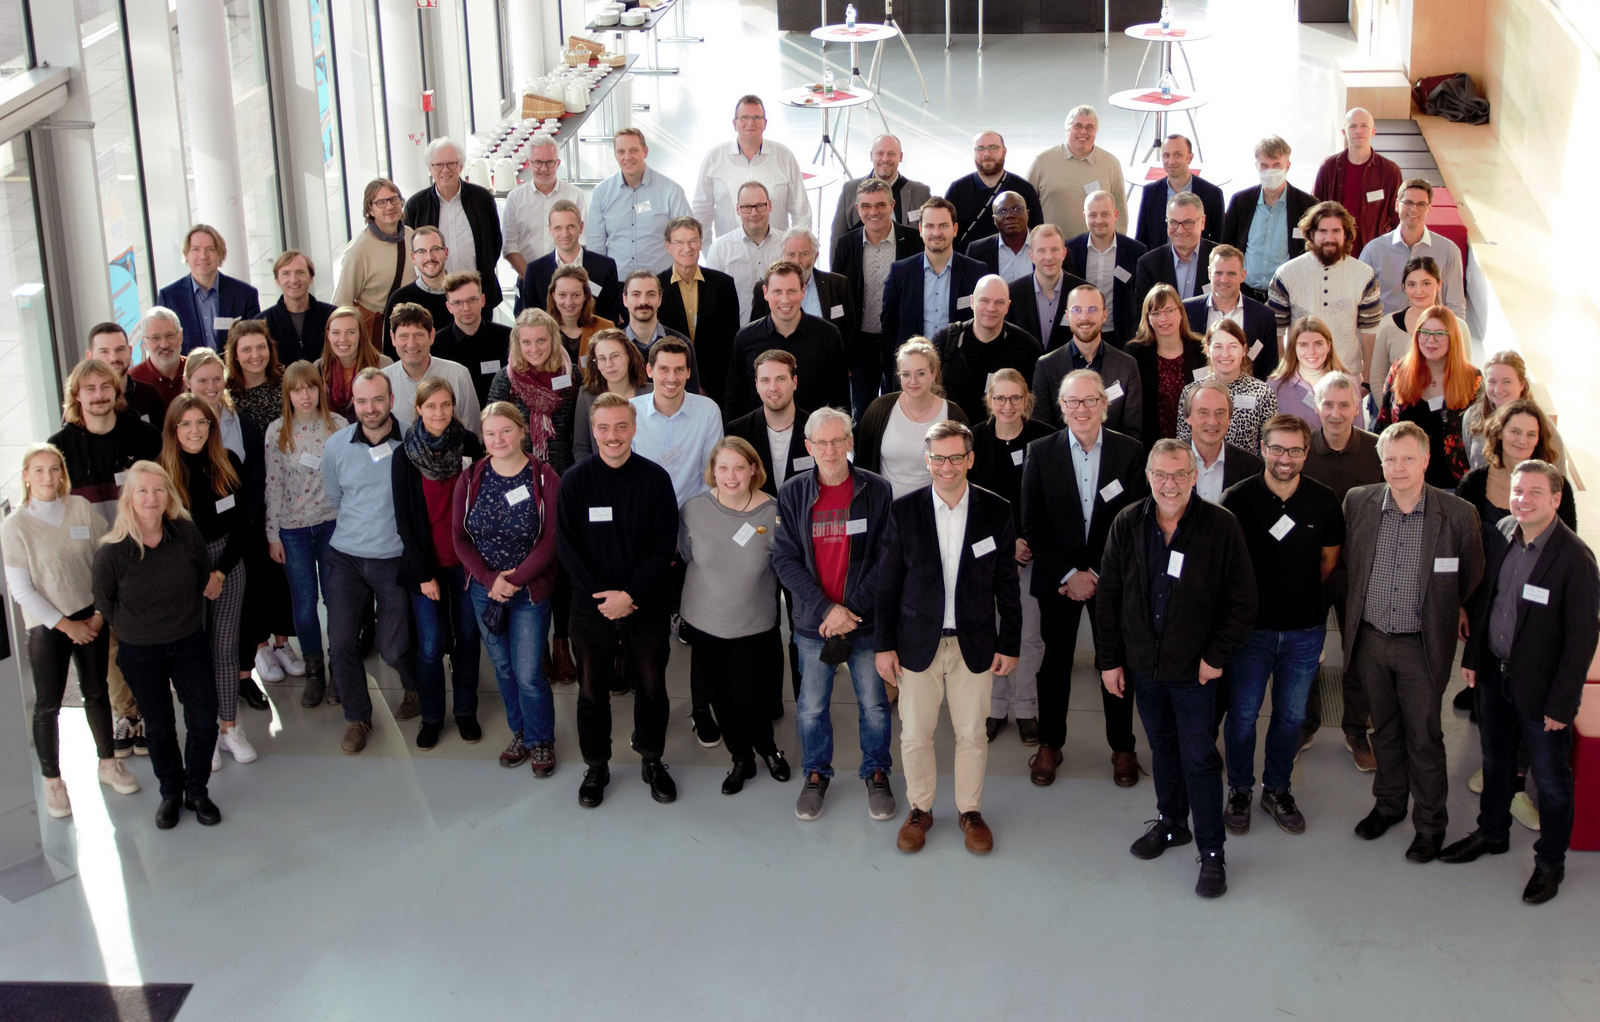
top-left (326, 360), bottom-right (355, 417)
top-left (506, 365), bottom-right (564, 461)
top-left (403, 416), bottom-right (470, 481)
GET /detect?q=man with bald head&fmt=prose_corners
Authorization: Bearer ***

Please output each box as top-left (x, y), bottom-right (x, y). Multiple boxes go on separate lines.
top-left (945, 131), bottom-right (1043, 253)
top-left (502, 139), bottom-right (586, 276)
top-left (830, 133), bottom-right (932, 240)
top-left (1312, 108), bottom-right (1402, 256)
top-left (1067, 190), bottom-right (1146, 346)
top-left (1028, 106), bottom-right (1127, 241)
top-left (966, 191), bottom-right (1040, 284)
top-left (1006, 224), bottom-right (1089, 352)
top-left (404, 137), bottom-right (504, 311)
top-left (931, 275), bottom-right (1043, 419)
top-left (1135, 134), bottom-right (1225, 252)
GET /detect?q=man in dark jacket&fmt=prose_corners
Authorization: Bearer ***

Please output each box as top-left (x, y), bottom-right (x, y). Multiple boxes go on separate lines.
top-left (1005, 225), bottom-right (1089, 353)
top-left (831, 180), bottom-right (924, 415)
top-left (658, 216), bottom-right (742, 415)
top-left (1133, 192), bottom-right (1217, 312)
top-left (1030, 285), bottom-right (1141, 436)
top-left (773, 407), bottom-right (897, 825)
top-left (876, 421), bottom-right (1020, 856)
top-left (1182, 245), bottom-right (1280, 381)
top-left (403, 138), bottom-right (505, 310)
top-left (1133, 135), bottom-right (1225, 251)
top-left (1067, 191), bottom-right (1147, 347)
top-left (515, 200), bottom-right (623, 321)
top-left (158, 224), bottom-right (261, 353)
top-left (433, 272), bottom-right (512, 407)
top-left (1096, 438), bottom-right (1257, 898)
top-left (1223, 135), bottom-right (1317, 302)
top-left (725, 261), bottom-right (850, 420)
top-left (748, 229), bottom-right (856, 353)
top-left (881, 198), bottom-right (987, 356)
top-left (260, 250), bottom-right (335, 366)
top-left (1442, 459), bottom-right (1600, 904)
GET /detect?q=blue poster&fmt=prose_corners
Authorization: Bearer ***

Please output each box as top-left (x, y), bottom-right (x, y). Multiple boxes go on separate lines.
top-left (109, 247), bottom-right (141, 356)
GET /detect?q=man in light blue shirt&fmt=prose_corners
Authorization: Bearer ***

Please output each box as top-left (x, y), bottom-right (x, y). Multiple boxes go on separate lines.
top-left (1243, 188), bottom-right (1290, 292)
top-left (585, 128), bottom-right (692, 277)
top-left (1063, 372), bottom-right (1105, 540)
top-left (922, 254), bottom-right (954, 338)
top-left (321, 368), bottom-right (419, 750)
top-left (630, 337), bottom-right (724, 505)
top-left (1358, 178), bottom-right (1466, 316)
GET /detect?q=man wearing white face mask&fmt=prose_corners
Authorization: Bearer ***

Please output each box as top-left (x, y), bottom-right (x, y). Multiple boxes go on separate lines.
top-left (1223, 136), bottom-right (1316, 304)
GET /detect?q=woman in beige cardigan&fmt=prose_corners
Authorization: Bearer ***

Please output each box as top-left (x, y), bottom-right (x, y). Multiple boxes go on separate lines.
top-left (333, 178), bottom-right (416, 341)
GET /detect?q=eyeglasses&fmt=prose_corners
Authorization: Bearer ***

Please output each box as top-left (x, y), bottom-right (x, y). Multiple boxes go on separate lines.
top-left (989, 394), bottom-right (1025, 406)
top-left (413, 246), bottom-right (447, 258)
top-left (1150, 469), bottom-right (1194, 483)
top-left (1415, 329), bottom-right (1450, 340)
top-left (737, 202), bottom-right (771, 214)
top-left (809, 437), bottom-right (849, 450)
top-left (1166, 217), bottom-right (1201, 230)
top-left (1062, 397), bottom-right (1103, 410)
top-left (446, 295), bottom-right (482, 309)
top-left (370, 196), bottom-right (402, 208)
top-left (1264, 444), bottom-right (1308, 458)
top-left (1398, 199), bottom-right (1430, 210)
top-left (735, 115), bottom-right (766, 123)
top-left (1067, 305), bottom-right (1101, 315)
top-left (926, 453), bottom-right (970, 467)
top-left (531, 159), bottom-right (559, 169)
top-left (430, 160), bottom-right (461, 171)
top-left (973, 144), bottom-right (1003, 154)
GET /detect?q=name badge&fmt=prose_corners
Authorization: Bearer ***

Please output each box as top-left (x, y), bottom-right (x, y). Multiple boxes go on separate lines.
top-left (552, 374), bottom-right (572, 390)
top-left (589, 506), bottom-right (614, 522)
top-left (793, 455), bottom-right (815, 470)
top-left (213, 316), bottom-right (236, 331)
top-left (1100, 479), bottom-right (1124, 501)
top-left (299, 452), bottom-right (322, 469)
top-left (830, 304), bottom-right (845, 319)
top-left (1365, 189), bottom-right (1385, 203)
top-left (634, 200), bottom-right (652, 214)
top-left (1269, 514), bottom-right (1295, 541)
top-left (369, 444), bottom-right (393, 462)
top-left (660, 446), bottom-right (681, 465)
top-left (1192, 367), bottom-right (1209, 382)
top-left (479, 360), bottom-right (501, 374)
top-left (845, 518), bottom-right (868, 536)
top-left (906, 209), bottom-right (921, 224)
top-left (1201, 283), bottom-right (1213, 295)
top-left (1523, 584), bottom-right (1550, 605)
top-left (956, 295), bottom-right (972, 310)
top-left (462, 456), bottom-right (472, 469)
top-left (1084, 180), bottom-right (1102, 194)
top-left (115, 471), bottom-right (128, 487)
top-left (579, 355), bottom-right (588, 368)
top-left (1292, 228), bottom-right (1306, 240)
top-left (1247, 341), bottom-right (1263, 360)
top-left (1113, 266), bottom-right (1131, 283)
top-left (1106, 381), bottom-right (1125, 401)
top-left (505, 484), bottom-right (530, 506)
top-left (1235, 394), bottom-right (1258, 411)
top-left (141, 414), bottom-right (150, 424)
top-left (1427, 395), bottom-right (1444, 412)
top-left (216, 493), bottom-right (236, 512)
top-left (588, 280), bottom-right (603, 297)
top-left (984, 372), bottom-right (995, 389)
top-left (733, 522), bottom-right (758, 547)
top-left (971, 535), bottom-right (997, 558)
top-left (1011, 449), bottom-right (1024, 466)
top-left (1167, 550), bottom-right (1184, 577)
top-left (70, 525), bottom-right (91, 540)
top-left (1434, 557), bottom-right (1459, 573)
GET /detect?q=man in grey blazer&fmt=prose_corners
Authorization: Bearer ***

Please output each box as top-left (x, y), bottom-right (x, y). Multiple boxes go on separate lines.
top-left (1032, 284), bottom-right (1141, 437)
top-left (830, 134), bottom-right (932, 241)
top-left (1343, 421), bottom-right (1484, 863)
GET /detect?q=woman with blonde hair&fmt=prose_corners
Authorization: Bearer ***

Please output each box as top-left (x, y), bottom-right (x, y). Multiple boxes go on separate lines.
top-left (487, 308), bottom-right (579, 472)
top-left (2, 444), bottom-right (138, 819)
top-left (315, 306), bottom-right (393, 420)
top-left (1461, 351), bottom-right (1565, 474)
top-left (1176, 320), bottom-right (1279, 451)
top-left (1125, 283), bottom-right (1207, 444)
top-left (265, 360), bottom-right (347, 705)
top-left (547, 264), bottom-right (615, 362)
top-left (855, 338), bottom-right (970, 497)
top-left (91, 461), bottom-right (219, 829)
top-left (1270, 318), bottom-right (1348, 429)
top-left (1377, 305), bottom-right (1483, 487)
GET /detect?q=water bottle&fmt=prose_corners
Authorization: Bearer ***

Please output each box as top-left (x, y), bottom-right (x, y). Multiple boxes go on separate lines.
top-left (823, 66), bottom-right (835, 98)
top-left (845, 3), bottom-right (856, 29)
top-left (1160, 69), bottom-right (1174, 99)
top-left (1160, 2), bottom-right (1172, 29)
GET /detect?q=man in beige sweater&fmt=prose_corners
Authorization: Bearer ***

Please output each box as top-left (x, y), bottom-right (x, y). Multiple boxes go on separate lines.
top-left (1027, 105), bottom-right (1127, 242)
top-left (334, 178), bottom-right (417, 339)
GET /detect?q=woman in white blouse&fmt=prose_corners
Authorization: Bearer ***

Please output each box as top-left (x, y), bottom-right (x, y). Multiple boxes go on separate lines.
top-left (853, 338), bottom-right (970, 498)
top-left (1, 444), bottom-right (140, 818)
top-left (1177, 320), bottom-right (1278, 452)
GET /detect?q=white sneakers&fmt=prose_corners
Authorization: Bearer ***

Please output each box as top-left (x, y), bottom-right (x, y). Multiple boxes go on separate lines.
top-left (253, 647), bottom-right (286, 683)
top-left (219, 725), bottom-right (258, 764)
top-left (1469, 768), bottom-right (1484, 794)
top-left (272, 643), bottom-right (306, 677)
top-left (98, 759), bottom-right (141, 795)
top-left (1511, 791), bottom-right (1541, 831)
top-left (43, 777), bottom-right (70, 818)
top-left (212, 746), bottom-right (222, 772)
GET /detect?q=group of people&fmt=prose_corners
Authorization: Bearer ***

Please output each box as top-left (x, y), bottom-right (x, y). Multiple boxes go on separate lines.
top-left (11, 99), bottom-right (1595, 906)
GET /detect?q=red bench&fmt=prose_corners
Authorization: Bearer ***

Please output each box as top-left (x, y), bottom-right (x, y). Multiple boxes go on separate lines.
top-left (1572, 648), bottom-right (1600, 851)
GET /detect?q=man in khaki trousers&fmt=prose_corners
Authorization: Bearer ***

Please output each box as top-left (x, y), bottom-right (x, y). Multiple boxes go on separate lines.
top-left (876, 421), bottom-right (1022, 854)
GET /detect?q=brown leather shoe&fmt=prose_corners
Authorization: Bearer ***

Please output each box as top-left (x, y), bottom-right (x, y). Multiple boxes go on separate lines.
top-left (896, 808), bottom-right (933, 852)
top-left (341, 720), bottom-right (372, 755)
top-left (1112, 750), bottom-right (1142, 787)
top-left (393, 690), bottom-right (421, 721)
top-left (959, 811), bottom-right (994, 854)
top-left (1029, 745), bottom-right (1063, 786)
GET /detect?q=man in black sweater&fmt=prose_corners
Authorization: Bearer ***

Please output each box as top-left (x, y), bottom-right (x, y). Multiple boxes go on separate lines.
top-left (556, 393), bottom-right (682, 809)
top-left (380, 226), bottom-right (454, 356)
top-left (1096, 438), bottom-right (1257, 898)
top-left (725, 261), bottom-right (849, 420)
top-left (432, 271), bottom-right (511, 407)
top-left (931, 275), bottom-right (1042, 421)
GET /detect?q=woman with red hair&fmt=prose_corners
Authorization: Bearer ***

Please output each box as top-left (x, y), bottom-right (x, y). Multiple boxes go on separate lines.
top-left (1376, 306), bottom-right (1482, 488)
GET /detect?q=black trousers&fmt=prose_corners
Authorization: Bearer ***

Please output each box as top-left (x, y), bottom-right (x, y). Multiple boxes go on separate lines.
top-left (1036, 592), bottom-right (1136, 752)
top-left (853, 330), bottom-right (885, 420)
top-left (28, 606), bottom-right (113, 775)
top-left (572, 609), bottom-right (671, 766)
top-left (117, 629), bottom-right (217, 799)
top-left (1477, 658), bottom-right (1575, 866)
top-left (695, 627), bottom-right (782, 763)
top-left (1355, 624), bottom-right (1447, 835)
top-left (239, 541), bottom-right (295, 670)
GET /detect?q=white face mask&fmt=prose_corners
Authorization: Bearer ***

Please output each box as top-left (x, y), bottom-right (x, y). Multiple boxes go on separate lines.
top-left (1259, 168), bottom-right (1287, 190)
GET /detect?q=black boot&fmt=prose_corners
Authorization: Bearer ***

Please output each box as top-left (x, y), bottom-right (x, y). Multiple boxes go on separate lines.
top-left (238, 677), bottom-right (269, 711)
top-left (300, 652), bottom-right (326, 708)
top-left (722, 758), bottom-right (758, 795)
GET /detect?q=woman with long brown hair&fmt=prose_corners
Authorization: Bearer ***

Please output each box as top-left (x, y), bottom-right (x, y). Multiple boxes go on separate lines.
top-left (1376, 305), bottom-right (1482, 487)
top-left (572, 328), bottom-right (651, 463)
top-left (224, 319), bottom-right (286, 433)
top-left (546, 264), bottom-right (615, 364)
top-left (315, 306), bottom-right (393, 420)
top-left (1269, 317), bottom-right (1348, 430)
top-left (1125, 283), bottom-right (1207, 445)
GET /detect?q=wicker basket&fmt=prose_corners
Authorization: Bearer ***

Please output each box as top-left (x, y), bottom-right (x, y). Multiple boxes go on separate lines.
top-left (521, 93), bottom-right (567, 120)
top-left (567, 35), bottom-right (605, 56)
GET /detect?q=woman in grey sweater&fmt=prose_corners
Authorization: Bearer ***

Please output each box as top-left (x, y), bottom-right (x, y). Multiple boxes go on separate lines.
top-left (679, 436), bottom-right (789, 794)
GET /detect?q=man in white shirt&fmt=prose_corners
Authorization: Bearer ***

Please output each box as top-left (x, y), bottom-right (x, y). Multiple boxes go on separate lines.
top-left (501, 140), bottom-right (587, 276)
top-left (704, 182), bottom-right (784, 325)
top-left (1027, 105), bottom-right (1128, 241)
top-left (381, 303), bottom-right (483, 434)
top-left (692, 95), bottom-right (810, 241)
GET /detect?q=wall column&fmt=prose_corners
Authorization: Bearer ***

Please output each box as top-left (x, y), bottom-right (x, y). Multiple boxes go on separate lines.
top-left (173, 0), bottom-right (252, 279)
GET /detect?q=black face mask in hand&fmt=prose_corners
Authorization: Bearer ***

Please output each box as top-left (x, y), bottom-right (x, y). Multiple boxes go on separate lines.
top-left (820, 635), bottom-right (853, 665)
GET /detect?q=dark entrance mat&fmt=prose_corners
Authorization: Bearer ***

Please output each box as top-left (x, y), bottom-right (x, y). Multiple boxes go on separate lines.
top-left (0, 982), bottom-right (191, 1021)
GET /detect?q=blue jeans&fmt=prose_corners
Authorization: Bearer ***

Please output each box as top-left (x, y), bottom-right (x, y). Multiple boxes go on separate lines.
top-left (795, 631), bottom-right (891, 780)
top-left (1225, 626), bottom-right (1325, 792)
top-left (469, 579), bottom-right (554, 744)
top-left (1133, 668), bottom-right (1225, 854)
top-left (278, 520), bottom-right (336, 656)
top-left (412, 563), bottom-right (481, 723)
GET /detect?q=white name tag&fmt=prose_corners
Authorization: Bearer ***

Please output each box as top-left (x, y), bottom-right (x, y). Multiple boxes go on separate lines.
top-left (1201, 283), bottom-right (1213, 295)
top-left (1113, 266), bottom-right (1131, 283)
top-left (1106, 381), bottom-right (1124, 401)
top-left (845, 518), bottom-right (868, 536)
top-left (1084, 180), bottom-right (1102, 194)
top-left (589, 506), bottom-right (614, 522)
top-left (505, 484), bottom-right (530, 505)
top-left (793, 455), bottom-right (815, 470)
top-left (1523, 584), bottom-right (1550, 605)
top-left (1292, 227), bottom-right (1306, 240)
top-left (1365, 189), bottom-right (1385, 203)
top-left (70, 525), bottom-right (90, 540)
top-left (971, 535), bottom-right (997, 558)
top-left (479, 360), bottom-right (501, 374)
top-left (1236, 394), bottom-right (1258, 411)
top-left (1434, 557), bottom-right (1458, 573)
top-left (1100, 479), bottom-right (1124, 501)
top-left (141, 414), bottom-right (150, 424)
top-left (216, 493), bottom-right (236, 512)
top-left (830, 304), bottom-right (845, 319)
top-left (659, 446), bottom-right (681, 465)
top-left (552, 374), bottom-right (572, 390)
top-left (1421, 395), bottom-right (1444, 413)
top-left (1167, 550), bottom-right (1184, 577)
top-left (1269, 514), bottom-right (1295, 541)
top-left (956, 295), bottom-right (972, 310)
top-left (114, 471), bottom-right (128, 486)
top-left (733, 521), bottom-right (757, 546)
top-left (1192, 368), bottom-right (1209, 382)
top-left (588, 280), bottom-right (603, 297)
top-left (1247, 341), bottom-right (1263, 360)
top-left (1011, 449), bottom-right (1024, 466)
top-left (369, 444), bottom-right (393, 462)
top-left (213, 316), bottom-right (236, 331)
top-left (299, 452), bottom-right (322, 469)
top-left (906, 209), bottom-right (921, 224)
top-left (462, 456), bottom-right (472, 469)
top-left (635, 200), bottom-right (652, 214)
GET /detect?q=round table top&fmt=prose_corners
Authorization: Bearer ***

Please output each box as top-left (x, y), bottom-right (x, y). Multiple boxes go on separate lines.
top-left (811, 23), bottom-right (899, 43)
top-left (1124, 22), bottom-right (1212, 43)
top-left (1122, 167), bottom-right (1232, 190)
top-left (800, 163), bottom-right (841, 190)
top-left (780, 84), bottom-right (875, 110)
top-left (1109, 88), bottom-right (1208, 113)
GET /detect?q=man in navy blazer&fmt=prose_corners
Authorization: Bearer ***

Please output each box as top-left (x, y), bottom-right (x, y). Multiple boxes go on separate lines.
top-left (881, 198), bottom-right (986, 371)
top-left (876, 420), bottom-right (1020, 855)
top-left (159, 224), bottom-right (261, 353)
top-left (1007, 225), bottom-right (1089, 352)
top-left (1182, 245), bottom-right (1280, 381)
top-left (515, 200), bottom-right (623, 322)
top-left (1067, 190), bottom-right (1147, 347)
top-left (831, 179), bottom-right (925, 413)
top-left (1134, 218), bottom-right (1216, 315)
top-left (1134, 136), bottom-right (1225, 251)
top-left (964, 191), bottom-right (1038, 285)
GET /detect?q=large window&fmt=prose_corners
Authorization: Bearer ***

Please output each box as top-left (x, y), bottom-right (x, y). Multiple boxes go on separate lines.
top-left (0, 137), bottom-right (54, 505)
top-left (329, 0), bottom-right (389, 252)
top-left (0, 0), bottom-right (31, 80)
top-left (309, 0), bottom-right (350, 245)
